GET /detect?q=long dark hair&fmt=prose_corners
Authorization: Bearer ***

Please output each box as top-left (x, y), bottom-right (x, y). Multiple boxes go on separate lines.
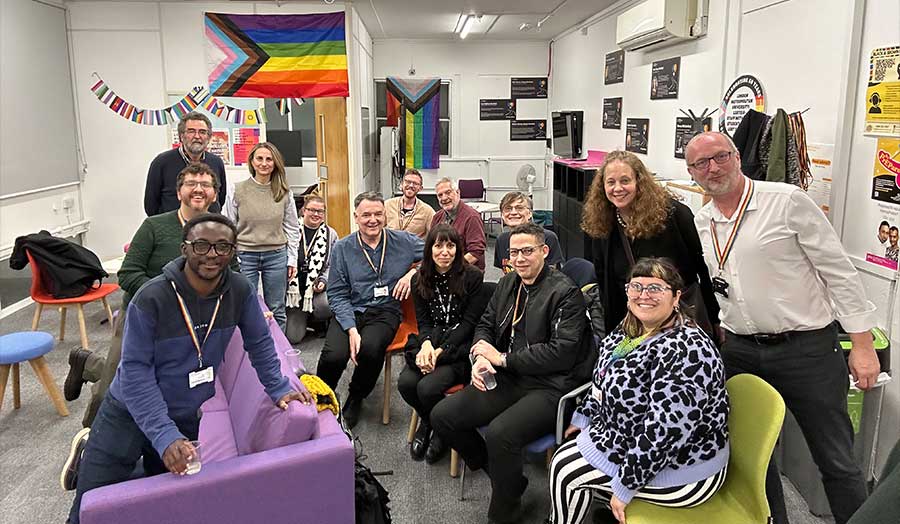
top-left (416, 224), bottom-right (467, 300)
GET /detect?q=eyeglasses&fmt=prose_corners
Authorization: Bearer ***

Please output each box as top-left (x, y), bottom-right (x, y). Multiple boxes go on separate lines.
top-left (305, 208), bottom-right (326, 215)
top-left (183, 129), bottom-right (210, 137)
top-left (502, 205), bottom-right (530, 214)
top-left (182, 180), bottom-right (215, 190)
top-left (184, 240), bottom-right (235, 256)
top-left (687, 151), bottom-right (734, 171)
top-left (403, 179), bottom-right (422, 187)
top-left (625, 282), bottom-right (672, 298)
top-left (508, 244), bottom-right (544, 258)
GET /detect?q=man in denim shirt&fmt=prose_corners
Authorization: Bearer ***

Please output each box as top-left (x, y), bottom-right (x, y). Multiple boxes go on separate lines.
top-left (317, 192), bottom-right (424, 428)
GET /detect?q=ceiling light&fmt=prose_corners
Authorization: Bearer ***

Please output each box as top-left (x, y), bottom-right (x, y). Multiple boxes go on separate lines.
top-left (519, 22), bottom-right (533, 32)
top-left (453, 14), bottom-right (468, 34)
top-left (460, 15), bottom-right (479, 39)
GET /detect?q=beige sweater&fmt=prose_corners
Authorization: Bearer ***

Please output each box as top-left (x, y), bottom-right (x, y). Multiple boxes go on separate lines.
top-left (226, 178), bottom-right (300, 266)
top-left (385, 196), bottom-right (435, 239)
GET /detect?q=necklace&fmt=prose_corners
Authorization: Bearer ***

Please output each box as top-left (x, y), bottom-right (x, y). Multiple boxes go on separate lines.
top-left (616, 210), bottom-right (628, 228)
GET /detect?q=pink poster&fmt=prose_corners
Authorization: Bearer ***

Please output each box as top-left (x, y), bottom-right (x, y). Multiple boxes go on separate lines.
top-left (233, 128), bottom-right (260, 166)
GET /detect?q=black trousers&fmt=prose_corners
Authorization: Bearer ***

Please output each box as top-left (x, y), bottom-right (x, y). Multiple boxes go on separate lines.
top-left (315, 307), bottom-right (400, 399)
top-left (431, 373), bottom-right (561, 523)
top-left (68, 394), bottom-right (199, 524)
top-left (723, 325), bottom-right (866, 524)
top-left (397, 360), bottom-right (468, 422)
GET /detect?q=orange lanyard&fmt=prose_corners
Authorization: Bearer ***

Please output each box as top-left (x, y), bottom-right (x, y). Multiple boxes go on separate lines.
top-left (710, 179), bottom-right (754, 274)
top-left (510, 282), bottom-right (526, 343)
top-left (171, 282), bottom-right (221, 368)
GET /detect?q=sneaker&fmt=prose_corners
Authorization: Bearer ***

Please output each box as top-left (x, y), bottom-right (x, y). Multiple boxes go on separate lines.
top-left (61, 427), bottom-right (90, 491)
top-left (64, 348), bottom-right (92, 401)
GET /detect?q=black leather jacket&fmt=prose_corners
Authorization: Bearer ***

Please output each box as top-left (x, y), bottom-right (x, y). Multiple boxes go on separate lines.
top-left (474, 265), bottom-right (594, 392)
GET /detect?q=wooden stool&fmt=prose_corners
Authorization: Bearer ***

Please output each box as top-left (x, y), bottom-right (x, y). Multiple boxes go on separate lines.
top-left (0, 331), bottom-right (69, 416)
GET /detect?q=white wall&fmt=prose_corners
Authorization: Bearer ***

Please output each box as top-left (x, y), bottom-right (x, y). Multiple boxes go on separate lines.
top-left (373, 39), bottom-right (552, 208)
top-left (65, 1), bottom-right (347, 260)
top-left (550, 0), bottom-right (730, 182)
top-left (347, 6), bottom-right (376, 199)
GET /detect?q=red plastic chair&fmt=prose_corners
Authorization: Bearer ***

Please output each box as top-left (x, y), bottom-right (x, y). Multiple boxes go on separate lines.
top-left (27, 251), bottom-right (118, 349)
top-left (382, 294), bottom-right (418, 425)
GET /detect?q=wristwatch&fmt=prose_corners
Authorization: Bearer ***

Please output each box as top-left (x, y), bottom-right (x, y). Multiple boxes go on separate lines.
top-left (499, 353), bottom-right (508, 368)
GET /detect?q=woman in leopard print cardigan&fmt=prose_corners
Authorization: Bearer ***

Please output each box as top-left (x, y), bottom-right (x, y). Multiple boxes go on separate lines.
top-left (548, 257), bottom-right (729, 524)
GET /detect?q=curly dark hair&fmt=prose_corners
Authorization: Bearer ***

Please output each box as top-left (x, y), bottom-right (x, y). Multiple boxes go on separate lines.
top-left (581, 150), bottom-right (673, 239)
top-left (416, 224), bottom-right (468, 300)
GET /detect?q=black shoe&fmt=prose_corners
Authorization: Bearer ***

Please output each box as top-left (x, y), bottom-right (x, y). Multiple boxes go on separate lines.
top-left (425, 431), bottom-right (447, 464)
top-left (410, 421), bottom-right (431, 461)
top-left (342, 395), bottom-right (363, 429)
top-left (64, 348), bottom-right (92, 401)
top-left (60, 427), bottom-right (90, 491)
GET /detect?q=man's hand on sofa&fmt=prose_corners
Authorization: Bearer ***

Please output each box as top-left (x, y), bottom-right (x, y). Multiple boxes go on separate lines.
top-left (163, 439), bottom-right (196, 475)
top-left (277, 389), bottom-right (313, 410)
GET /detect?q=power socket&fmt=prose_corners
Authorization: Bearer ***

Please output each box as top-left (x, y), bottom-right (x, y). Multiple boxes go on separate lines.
top-left (62, 196), bottom-right (75, 210)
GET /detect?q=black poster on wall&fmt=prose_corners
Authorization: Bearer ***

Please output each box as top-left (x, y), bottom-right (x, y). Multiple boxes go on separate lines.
top-left (674, 117), bottom-right (712, 158)
top-left (510, 120), bottom-right (547, 141)
top-left (605, 50), bottom-right (625, 85)
top-left (602, 98), bottom-right (623, 129)
top-left (480, 99), bottom-right (517, 120)
top-left (511, 77), bottom-right (548, 98)
top-left (626, 118), bottom-right (650, 154)
top-left (651, 57), bottom-right (680, 99)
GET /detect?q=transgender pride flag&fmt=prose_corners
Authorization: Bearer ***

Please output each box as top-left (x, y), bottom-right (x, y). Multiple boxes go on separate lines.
top-left (205, 12), bottom-right (349, 98)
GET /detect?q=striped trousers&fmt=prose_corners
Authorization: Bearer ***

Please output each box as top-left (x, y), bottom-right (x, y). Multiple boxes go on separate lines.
top-left (549, 439), bottom-right (727, 524)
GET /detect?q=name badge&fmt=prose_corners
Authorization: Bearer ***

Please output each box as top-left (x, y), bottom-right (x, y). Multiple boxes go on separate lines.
top-left (189, 367), bottom-right (214, 388)
top-left (374, 285), bottom-right (389, 298)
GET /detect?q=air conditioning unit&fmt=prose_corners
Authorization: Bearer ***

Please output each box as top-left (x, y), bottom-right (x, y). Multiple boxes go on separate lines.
top-left (616, 0), bottom-right (698, 51)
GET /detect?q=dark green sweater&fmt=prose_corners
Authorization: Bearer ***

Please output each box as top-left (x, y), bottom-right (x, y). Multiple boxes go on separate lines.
top-left (118, 210), bottom-right (237, 309)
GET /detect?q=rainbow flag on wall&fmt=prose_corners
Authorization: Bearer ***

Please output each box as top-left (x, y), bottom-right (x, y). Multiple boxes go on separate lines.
top-left (387, 77), bottom-right (441, 169)
top-left (205, 12), bottom-right (349, 98)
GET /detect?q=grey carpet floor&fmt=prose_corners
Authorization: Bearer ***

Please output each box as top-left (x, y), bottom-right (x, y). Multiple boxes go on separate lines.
top-left (0, 242), bottom-right (833, 524)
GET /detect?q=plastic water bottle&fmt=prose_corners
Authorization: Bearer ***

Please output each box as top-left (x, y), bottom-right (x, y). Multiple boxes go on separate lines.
top-left (481, 369), bottom-right (497, 390)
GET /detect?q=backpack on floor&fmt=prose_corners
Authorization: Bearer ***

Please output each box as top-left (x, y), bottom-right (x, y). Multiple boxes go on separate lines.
top-left (354, 457), bottom-right (392, 524)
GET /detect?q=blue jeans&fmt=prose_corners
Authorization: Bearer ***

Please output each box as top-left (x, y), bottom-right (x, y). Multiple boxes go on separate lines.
top-left (67, 394), bottom-right (199, 523)
top-left (239, 247), bottom-right (288, 331)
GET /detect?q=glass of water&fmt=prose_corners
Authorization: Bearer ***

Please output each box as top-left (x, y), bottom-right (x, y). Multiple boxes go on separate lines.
top-left (285, 348), bottom-right (302, 377)
top-left (185, 440), bottom-right (202, 475)
top-left (480, 369), bottom-right (497, 390)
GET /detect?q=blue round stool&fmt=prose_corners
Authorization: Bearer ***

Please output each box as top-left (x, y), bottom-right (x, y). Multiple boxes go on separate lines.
top-left (0, 331), bottom-right (69, 416)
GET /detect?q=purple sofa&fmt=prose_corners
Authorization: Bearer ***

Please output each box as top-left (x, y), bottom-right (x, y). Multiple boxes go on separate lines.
top-left (80, 316), bottom-right (355, 524)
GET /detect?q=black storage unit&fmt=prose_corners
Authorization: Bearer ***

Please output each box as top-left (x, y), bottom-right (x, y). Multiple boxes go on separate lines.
top-left (552, 161), bottom-right (597, 261)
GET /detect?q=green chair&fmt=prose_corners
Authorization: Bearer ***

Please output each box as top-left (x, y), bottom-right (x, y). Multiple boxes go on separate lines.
top-left (626, 374), bottom-right (785, 524)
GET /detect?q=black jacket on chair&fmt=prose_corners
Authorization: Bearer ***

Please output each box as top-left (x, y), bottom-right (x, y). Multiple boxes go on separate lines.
top-left (473, 265), bottom-right (594, 393)
top-left (10, 230), bottom-right (108, 299)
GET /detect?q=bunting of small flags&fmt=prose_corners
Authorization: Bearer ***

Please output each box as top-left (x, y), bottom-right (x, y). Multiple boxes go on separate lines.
top-left (275, 97), bottom-right (306, 116)
top-left (89, 75), bottom-right (267, 126)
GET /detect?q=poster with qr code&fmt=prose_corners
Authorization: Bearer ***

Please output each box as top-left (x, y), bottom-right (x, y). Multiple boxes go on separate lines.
top-left (865, 46), bottom-right (900, 137)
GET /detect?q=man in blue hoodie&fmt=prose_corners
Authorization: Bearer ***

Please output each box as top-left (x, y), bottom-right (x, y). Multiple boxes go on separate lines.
top-left (67, 213), bottom-right (311, 524)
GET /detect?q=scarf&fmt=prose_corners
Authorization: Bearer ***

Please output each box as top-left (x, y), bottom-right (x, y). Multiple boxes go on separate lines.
top-left (286, 225), bottom-right (329, 310)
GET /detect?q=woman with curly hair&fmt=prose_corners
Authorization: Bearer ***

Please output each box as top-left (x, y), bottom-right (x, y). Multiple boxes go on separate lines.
top-left (581, 150), bottom-right (718, 337)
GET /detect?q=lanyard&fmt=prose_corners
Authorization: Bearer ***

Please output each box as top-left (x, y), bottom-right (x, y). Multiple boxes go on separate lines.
top-left (396, 200), bottom-right (418, 231)
top-left (171, 282), bottom-right (221, 368)
top-left (357, 231), bottom-right (387, 283)
top-left (710, 179), bottom-right (754, 274)
top-left (302, 225), bottom-right (322, 260)
top-left (510, 282), bottom-right (526, 343)
top-left (435, 287), bottom-right (453, 324)
top-left (177, 210), bottom-right (187, 226)
top-left (178, 145), bottom-right (205, 165)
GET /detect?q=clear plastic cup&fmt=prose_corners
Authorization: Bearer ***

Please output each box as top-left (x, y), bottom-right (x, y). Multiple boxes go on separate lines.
top-left (285, 348), bottom-right (302, 377)
top-left (185, 441), bottom-right (202, 475)
top-left (481, 369), bottom-right (497, 390)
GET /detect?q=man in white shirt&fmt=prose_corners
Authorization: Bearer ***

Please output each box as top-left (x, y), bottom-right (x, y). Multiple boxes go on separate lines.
top-left (685, 132), bottom-right (880, 524)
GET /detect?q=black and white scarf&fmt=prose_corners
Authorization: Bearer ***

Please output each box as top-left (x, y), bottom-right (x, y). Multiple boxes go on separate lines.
top-left (287, 226), bottom-right (329, 311)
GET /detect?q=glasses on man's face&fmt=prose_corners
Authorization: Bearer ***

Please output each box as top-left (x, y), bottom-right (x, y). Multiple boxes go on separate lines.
top-left (502, 205), bottom-right (529, 214)
top-left (625, 282), bottom-right (672, 299)
top-left (403, 179), bottom-right (422, 187)
top-left (305, 208), bottom-right (326, 215)
top-left (508, 244), bottom-right (544, 258)
top-left (687, 151), bottom-right (733, 171)
top-left (182, 180), bottom-right (215, 190)
top-left (184, 129), bottom-right (210, 137)
top-left (184, 240), bottom-right (235, 256)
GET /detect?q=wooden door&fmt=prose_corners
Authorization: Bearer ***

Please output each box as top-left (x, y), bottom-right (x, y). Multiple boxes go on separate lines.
top-left (315, 97), bottom-right (351, 237)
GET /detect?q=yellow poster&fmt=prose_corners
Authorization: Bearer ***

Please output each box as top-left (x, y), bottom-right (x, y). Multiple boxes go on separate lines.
top-left (865, 46), bottom-right (900, 136)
